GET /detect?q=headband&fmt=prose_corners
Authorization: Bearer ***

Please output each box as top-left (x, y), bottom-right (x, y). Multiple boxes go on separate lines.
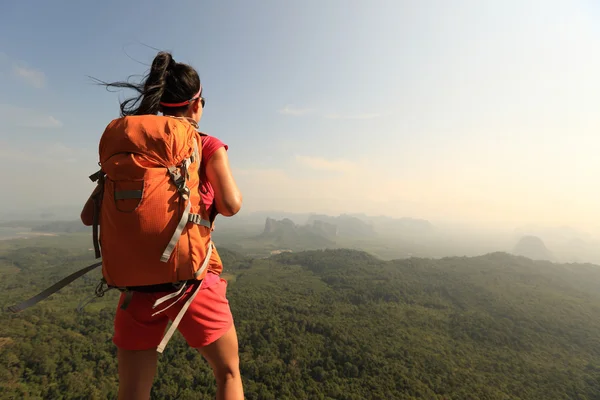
top-left (159, 86), bottom-right (202, 108)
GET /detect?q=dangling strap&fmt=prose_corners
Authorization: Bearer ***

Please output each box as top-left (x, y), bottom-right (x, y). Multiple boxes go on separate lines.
top-left (156, 281), bottom-right (202, 354)
top-left (152, 281), bottom-right (189, 311)
top-left (150, 286), bottom-right (189, 317)
top-left (6, 262), bottom-right (103, 313)
top-left (154, 242), bottom-right (213, 314)
top-left (120, 291), bottom-right (134, 310)
top-left (155, 242), bottom-right (214, 353)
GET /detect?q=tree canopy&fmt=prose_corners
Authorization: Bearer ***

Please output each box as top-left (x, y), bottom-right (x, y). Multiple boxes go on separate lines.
top-left (1, 236), bottom-right (600, 399)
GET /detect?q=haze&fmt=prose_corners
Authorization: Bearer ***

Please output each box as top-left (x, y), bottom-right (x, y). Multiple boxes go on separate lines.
top-left (0, 0), bottom-right (598, 238)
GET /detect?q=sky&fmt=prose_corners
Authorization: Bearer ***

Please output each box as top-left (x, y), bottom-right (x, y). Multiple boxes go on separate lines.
top-left (0, 0), bottom-right (599, 236)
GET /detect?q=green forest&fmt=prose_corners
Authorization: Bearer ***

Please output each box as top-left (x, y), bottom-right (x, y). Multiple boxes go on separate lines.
top-left (1, 233), bottom-right (600, 399)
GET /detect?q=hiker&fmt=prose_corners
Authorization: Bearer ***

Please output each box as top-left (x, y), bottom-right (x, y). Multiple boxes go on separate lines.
top-left (81, 51), bottom-right (244, 400)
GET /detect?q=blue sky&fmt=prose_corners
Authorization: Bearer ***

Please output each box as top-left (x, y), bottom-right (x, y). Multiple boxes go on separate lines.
top-left (1, 0), bottom-right (599, 235)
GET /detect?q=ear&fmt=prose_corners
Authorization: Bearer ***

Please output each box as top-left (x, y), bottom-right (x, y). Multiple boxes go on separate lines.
top-left (191, 98), bottom-right (201, 114)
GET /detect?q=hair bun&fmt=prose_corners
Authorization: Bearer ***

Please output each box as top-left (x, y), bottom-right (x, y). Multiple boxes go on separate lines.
top-left (151, 51), bottom-right (175, 74)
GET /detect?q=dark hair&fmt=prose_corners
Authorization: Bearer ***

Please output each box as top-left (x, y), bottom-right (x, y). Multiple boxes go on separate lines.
top-left (94, 51), bottom-right (201, 117)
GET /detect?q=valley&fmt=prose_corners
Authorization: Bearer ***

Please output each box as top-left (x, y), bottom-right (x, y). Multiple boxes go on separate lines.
top-left (1, 228), bottom-right (600, 399)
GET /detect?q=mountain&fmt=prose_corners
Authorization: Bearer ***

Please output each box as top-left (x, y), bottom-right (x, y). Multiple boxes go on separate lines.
top-left (514, 224), bottom-right (593, 242)
top-left (310, 219), bottom-right (338, 238)
top-left (513, 235), bottom-right (554, 261)
top-left (245, 217), bottom-right (336, 251)
top-left (512, 225), bottom-right (600, 265)
top-left (305, 214), bottom-right (377, 239)
top-left (215, 211), bottom-right (311, 228)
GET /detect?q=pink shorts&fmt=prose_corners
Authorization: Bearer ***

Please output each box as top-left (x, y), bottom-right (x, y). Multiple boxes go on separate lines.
top-left (113, 272), bottom-right (233, 351)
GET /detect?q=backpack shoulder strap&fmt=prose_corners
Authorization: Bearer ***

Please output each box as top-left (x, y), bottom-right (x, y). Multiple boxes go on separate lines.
top-left (89, 169), bottom-right (106, 259)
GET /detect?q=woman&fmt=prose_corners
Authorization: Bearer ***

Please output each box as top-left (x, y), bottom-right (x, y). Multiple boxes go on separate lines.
top-left (84, 51), bottom-right (244, 400)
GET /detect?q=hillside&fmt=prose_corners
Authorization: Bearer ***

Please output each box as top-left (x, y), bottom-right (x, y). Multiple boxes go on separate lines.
top-left (1, 236), bottom-right (600, 399)
top-left (512, 235), bottom-right (554, 261)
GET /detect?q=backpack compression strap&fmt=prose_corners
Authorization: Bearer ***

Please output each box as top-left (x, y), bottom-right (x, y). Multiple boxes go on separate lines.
top-left (5, 261), bottom-right (103, 313)
top-left (161, 138), bottom-right (211, 262)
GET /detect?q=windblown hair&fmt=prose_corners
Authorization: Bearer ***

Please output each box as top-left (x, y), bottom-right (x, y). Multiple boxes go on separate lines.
top-left (94, 51), bottom-right (201, 117)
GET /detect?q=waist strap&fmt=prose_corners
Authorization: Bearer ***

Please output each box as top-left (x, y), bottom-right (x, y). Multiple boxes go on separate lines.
top-left (126, 279), bottom-right (199, 293)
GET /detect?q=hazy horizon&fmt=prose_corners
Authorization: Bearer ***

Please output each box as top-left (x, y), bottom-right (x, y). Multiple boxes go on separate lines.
top-left (1, 0), bottom-right (599, 239)
top-left (1, 203), bottom-right (598, 243)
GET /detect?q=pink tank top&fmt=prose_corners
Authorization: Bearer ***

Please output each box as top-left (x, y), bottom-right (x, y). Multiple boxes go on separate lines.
top-left (199, 134), bottom-right (228, 214)
top-left (199, 134), bottom-right (228, 276)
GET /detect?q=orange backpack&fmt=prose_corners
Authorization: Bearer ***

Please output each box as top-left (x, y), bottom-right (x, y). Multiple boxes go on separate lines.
top-left (89, 114), bottom-right (215, 288)
top-left (9, 114), bottom-right (219, 352)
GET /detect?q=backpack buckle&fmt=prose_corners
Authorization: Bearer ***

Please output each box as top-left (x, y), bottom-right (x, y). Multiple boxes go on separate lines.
top-left (167, 166), bottom-right (190, 198)
top-left (89, 169), bottom-right (104, 183)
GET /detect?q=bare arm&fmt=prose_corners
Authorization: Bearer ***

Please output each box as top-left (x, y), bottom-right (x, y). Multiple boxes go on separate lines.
top-left (205, 147), bottom-right (242, 217)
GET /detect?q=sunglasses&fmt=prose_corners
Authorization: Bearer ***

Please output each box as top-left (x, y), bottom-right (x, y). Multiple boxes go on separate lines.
top-left (188, 95), bottom-right (205, 108)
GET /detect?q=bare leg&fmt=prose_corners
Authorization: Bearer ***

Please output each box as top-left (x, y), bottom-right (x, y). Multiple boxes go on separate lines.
top-left (117, 348), bottom-right (158, 400)
top-left (198, 325), bottom-right (244, 400)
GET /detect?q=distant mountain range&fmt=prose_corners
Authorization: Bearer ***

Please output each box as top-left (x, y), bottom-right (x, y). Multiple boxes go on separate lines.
top-left (257, 217), bottom-right (337, 249)
top-left (2, 207), bottom-right (598, 264)
top-left (226, 213), bottom-right (440, 256)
